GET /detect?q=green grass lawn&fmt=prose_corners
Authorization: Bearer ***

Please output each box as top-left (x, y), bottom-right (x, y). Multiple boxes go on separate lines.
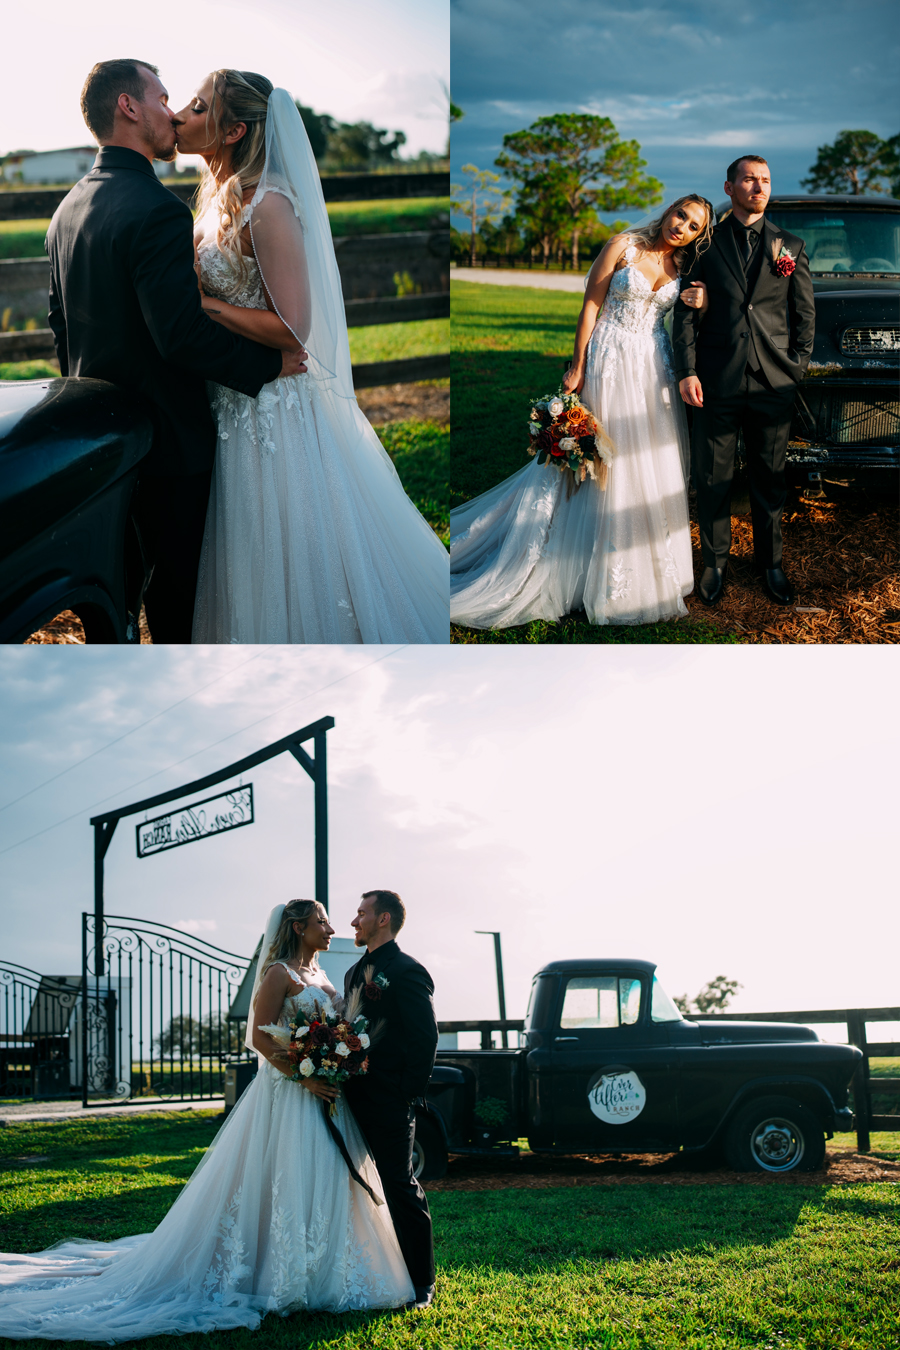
top-left (449, 280), bottom-right (744, 646)
top-left (347, 317), bottom-right (448, 365)
top-left (376, 417), bottom-right (449, 544)
top-left (0, 199), bottom-right (449, 260)
top-left (1, 1112), bottom-right (897, 1349)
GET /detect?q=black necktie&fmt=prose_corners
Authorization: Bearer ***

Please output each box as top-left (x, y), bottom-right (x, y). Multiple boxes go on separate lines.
top-left (739, 226), bottom-right (754, 270)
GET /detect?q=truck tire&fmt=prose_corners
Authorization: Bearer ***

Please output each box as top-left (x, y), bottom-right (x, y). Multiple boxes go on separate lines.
top-left (412, 1115), bottom-right (448, 1181)
top-left (724, 1095), bottom-right (826, 1174)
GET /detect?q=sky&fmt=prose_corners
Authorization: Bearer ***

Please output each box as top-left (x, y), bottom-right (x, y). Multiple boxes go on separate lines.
top-left (1, 645), bottom-right (896, 1038)
top-left (0, 0), bottom-right (449, 162)
top-left (450, 0), bottom-right (900, 227)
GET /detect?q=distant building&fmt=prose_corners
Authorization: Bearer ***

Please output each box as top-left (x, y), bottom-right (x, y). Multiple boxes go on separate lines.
top-left (1, 146), bottom-right (177, 185)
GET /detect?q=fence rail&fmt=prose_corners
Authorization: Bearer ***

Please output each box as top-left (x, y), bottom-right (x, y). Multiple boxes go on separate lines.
top-left (439, 1006), bottom-right (899, 1153)
top-left (0, 172), bottom-right (450, 221)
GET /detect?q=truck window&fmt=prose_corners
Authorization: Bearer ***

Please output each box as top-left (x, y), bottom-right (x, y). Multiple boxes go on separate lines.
top-left (560, 976), bottom-right (642, 1029)
top-left (651, 976), bottom-right (684, 1023)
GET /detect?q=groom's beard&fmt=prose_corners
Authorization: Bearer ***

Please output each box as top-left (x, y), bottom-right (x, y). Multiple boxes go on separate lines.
top-left (142, 113), bottom-right (177, 162)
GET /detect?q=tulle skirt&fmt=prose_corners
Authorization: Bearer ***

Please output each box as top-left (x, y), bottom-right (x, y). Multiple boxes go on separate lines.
top-left (0, 1064), bottom-right (414, 1341)
top-left (193, 376), bottom-right (449, 644)
top-left (450, 318), bottom-right (693, 628)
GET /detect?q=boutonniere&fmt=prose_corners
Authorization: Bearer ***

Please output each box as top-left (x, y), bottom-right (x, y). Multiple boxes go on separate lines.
top-left (362, 965), bottom-right (390, 1001)
top-left (773, 242), bottom-right (796, 277)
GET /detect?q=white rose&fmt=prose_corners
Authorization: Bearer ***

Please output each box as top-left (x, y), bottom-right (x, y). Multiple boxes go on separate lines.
top-left (298, 1057), bottom-right (315, 1077)
top-left (548, 397), bottom-right (564, 417)
top-left (359, 1033), bottom-right (370, 1049)
top-left (335, 1042), bottom-right (350, 1057)
top-left (559, 437), bottom-right (578, 453)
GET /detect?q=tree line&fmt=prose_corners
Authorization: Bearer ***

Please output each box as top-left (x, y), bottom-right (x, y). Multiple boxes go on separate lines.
top-left (296, 103), bottom-right (447, 173)
top-left (452, 113), bottom-right (900, 271)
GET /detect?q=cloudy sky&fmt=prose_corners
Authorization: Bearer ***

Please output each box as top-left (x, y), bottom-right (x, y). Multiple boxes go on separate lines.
top-left (1, 0), bottom-right (449, 161)
top-left (451, 0), bottom-right (899, 225)
top-left (1, 646), bottom-right (895, 1039)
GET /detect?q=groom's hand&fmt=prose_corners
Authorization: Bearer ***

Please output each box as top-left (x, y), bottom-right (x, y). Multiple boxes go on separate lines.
top-left (302, 1077), bottom-right (340, 1101)
top-left (280, 346), bottom-right (309, 378)
top-left (679, 376), bottom-right (703, 408)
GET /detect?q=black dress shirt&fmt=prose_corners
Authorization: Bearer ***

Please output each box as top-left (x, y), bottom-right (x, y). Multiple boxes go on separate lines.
top-left (730, 211), bottom-right (765, 270)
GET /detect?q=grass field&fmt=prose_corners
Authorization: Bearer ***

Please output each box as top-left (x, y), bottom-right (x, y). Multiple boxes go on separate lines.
top-left (450, 280), bottom-right (745, 646)
top-left (1, 1111), bottom-right (897, 1349)
top-left (0, 199), bottom-right (449, 259)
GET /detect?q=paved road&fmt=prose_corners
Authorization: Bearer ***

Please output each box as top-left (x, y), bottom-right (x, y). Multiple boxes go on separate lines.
top-left (452, 267), bottom-right (588, 292)
top-left (0, 1096), bottom-right (224, 1125)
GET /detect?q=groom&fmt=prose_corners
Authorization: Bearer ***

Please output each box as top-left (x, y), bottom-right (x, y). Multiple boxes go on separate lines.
top-left (344, 890), bottom-right (438, 1311)
top-left (46, 59), bottom-right (307, 643)
top-left (673, 155), bottom-right (815, 606)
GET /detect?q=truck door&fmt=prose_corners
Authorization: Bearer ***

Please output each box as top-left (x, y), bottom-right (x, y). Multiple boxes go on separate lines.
top-left (550, 973), bottom-right (677, 1151)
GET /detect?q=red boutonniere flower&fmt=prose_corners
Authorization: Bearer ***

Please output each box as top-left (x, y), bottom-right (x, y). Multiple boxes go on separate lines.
top-left (774, 245), bottom-right (796, 277)
top-left (364, 982), bottom-right (382, 1001)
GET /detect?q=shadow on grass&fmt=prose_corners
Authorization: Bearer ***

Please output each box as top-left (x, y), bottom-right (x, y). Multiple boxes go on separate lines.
top-left (428, 1184), bottom-right (817, 1272)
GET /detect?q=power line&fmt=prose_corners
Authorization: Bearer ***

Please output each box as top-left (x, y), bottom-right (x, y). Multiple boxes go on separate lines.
top-left (0, 645), bottom-right (408, 860)
top-left (0, 651), bottom-right (265, 816)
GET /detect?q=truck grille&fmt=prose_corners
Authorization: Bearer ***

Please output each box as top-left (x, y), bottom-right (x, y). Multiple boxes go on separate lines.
top-left (829, 397), bottom-right (900, 446)
top-left (840, 326), bottom-right (900, 355)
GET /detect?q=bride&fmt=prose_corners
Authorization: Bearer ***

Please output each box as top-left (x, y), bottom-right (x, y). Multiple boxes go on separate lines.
top-left (172, 70), bottom-right (448, 644)
top-left (0, 900), bottom-right (415, 1340)
top-left (450, 196), bottom-right (714, 629)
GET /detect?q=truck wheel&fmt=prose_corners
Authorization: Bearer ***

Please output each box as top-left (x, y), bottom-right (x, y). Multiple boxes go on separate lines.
top-left (412, 1115), bottom-right (448, 1182)
top-left (724, 1096), bottom-right (826, 1174)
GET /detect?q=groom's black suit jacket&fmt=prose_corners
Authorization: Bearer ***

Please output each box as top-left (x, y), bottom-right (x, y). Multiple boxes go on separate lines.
top-left (46, 147), bottom-right (282, 477)
top-left (343, 940), bottom-right (438, 1107)
top-left (672, 214), bottom-right (815, 396)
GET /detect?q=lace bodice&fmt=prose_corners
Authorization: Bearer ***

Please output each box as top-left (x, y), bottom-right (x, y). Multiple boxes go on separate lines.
top-left (595, 245), bottom-right (681, 339)
top-left (275, 964), bottom-right (337, 1023)
top-left (197, 206), bottom-right (268, 312)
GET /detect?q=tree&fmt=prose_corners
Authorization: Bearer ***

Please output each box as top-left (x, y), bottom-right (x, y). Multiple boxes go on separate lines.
top-left (877, 133), bottom-right (900, 197)
top-left (450, 100), bottom-right (464, 124)
top-left (451, 164), bottom-right (512, 266)
top-left (322, 121), bottom-right (407, 172)
top-left (294, 103), bottom-right (336, 162)
top-left (514, 182), bottom-right (568, 268)
top-left (154, 1012), bottom-right (243, 1059)
top-left (673, 975), bottom-right (743, 1018)
top-left (496, 114), bottom-right (664, 270)
top-left (801, 130), bottom-right (892, 195)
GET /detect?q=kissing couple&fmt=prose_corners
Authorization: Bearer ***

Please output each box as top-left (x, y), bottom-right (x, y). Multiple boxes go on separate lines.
top-left (0, 892), bottom-right (439, 1336)
top-left (450, 156), bottom-right (815, 628)
top-left (47, 60), bottom-right (448, 645)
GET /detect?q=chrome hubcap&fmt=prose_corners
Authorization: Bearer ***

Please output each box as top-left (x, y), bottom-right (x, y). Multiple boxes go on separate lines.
top-left (411, 1139), bottom-right (425, 1180)
top-left (750, 1116), bottom-right (804, 1171)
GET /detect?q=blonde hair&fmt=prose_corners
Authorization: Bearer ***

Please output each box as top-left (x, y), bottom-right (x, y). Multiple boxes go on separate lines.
top-left (256, 899), bottom-right (319, 993)
top-left (623, 194), bottom-right (715, 275)
top-left (195, 69), bottom-right (273, 291)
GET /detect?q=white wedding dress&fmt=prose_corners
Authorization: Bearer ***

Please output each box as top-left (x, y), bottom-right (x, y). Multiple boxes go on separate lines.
top-left (0, 977), bottom-right (414, 1341)
top-left (450, 244), bottom-right (694, 628)
top-left (191, 196), bottom-right (448, 645)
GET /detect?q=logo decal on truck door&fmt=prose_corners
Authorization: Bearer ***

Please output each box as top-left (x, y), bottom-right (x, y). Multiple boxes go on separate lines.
top-left (587, 1065), bottom-right (646, 1123)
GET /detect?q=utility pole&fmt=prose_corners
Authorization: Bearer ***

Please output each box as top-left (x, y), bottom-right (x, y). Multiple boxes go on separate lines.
top-left (476, 930), bottom-right (507, 1047)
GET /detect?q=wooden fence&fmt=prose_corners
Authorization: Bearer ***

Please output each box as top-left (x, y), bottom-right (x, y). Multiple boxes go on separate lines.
top-left (439, 1004), bottom-right (900, 1154)
top-left (0, 173), bottom-right (449, 387)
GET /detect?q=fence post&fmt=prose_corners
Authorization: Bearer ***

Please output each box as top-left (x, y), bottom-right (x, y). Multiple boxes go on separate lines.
top-left (314, 727), bottom-right (328, 916)
top-left (847, 1011), bottom-right (871, 1153)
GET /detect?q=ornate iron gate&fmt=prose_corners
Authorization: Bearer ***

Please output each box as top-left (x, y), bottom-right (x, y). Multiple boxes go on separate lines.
top-left (0, 962), bottom-right (83, 1099)
top-left (81, 914), bottom-right (252, 1105)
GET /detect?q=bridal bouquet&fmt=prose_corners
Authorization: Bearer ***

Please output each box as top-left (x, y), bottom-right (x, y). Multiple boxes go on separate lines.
top-left (527, 390), bottom-right (615, 492)
top-left (260, 980), bottom-right (375, 1114)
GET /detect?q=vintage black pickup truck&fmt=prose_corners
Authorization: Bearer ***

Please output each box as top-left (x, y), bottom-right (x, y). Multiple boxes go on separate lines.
top-left (0, 377), bottom-right (151, 642)
top-left (414, 959), bottom-right (860, 1179)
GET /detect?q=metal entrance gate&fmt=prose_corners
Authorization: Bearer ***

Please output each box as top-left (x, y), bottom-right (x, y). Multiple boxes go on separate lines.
top-left (81, 914), bottom-right (252, 1105)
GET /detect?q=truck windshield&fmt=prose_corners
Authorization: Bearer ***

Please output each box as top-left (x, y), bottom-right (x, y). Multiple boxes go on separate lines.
top-left (560, 976), bottom-right (642, 1028)
top-left (651, 977), bottom-right (684, 1023)
top-left (765, 210), bottom-right (900, 274)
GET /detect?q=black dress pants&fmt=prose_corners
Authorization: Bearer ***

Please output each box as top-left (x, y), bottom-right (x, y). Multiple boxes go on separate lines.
top-left (347, 1086), bottom-right (435, 1289)
top-left (691, 367), bottom-right (797, 569)
top-left (134, 470), bottom-right (212, 644)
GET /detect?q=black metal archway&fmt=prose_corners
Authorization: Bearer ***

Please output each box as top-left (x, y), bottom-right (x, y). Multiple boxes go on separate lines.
top-left (89, 716), bottom-right (334, 976)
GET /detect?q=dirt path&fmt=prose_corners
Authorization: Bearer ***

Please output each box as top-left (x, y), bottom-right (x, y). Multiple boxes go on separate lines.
top-left (425, 1147), bottom-right (900, 1190)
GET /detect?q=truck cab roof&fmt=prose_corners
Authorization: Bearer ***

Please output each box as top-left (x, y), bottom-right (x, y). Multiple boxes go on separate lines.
top-left (536, 959), bottom-right (657, 977)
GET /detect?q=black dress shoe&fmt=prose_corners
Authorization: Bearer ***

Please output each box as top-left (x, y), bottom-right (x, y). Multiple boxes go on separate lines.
top-left (761, 567), bottom-right (795, 605)
top-left (407, 1284), bottom-right (435, 1311)
top-left (698, 565), bottom-right (727, 605)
